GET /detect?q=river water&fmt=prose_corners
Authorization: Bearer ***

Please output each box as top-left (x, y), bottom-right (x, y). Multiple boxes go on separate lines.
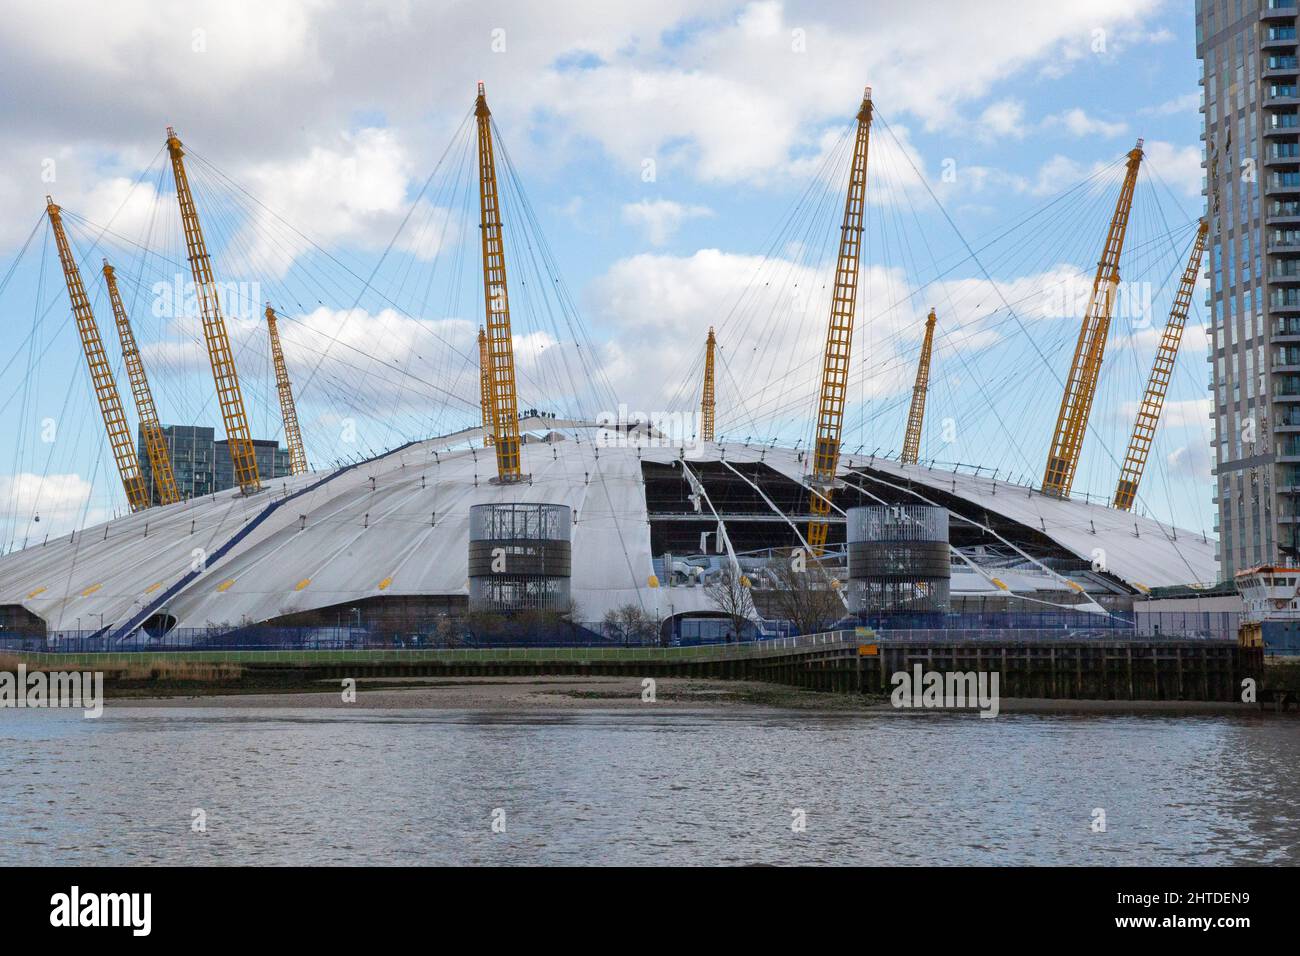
top-left (1, 707), bottom-right (1296, 865)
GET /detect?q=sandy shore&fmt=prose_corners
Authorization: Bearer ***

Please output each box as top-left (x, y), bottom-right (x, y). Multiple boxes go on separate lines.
top-left (111, 675), bottom-right (1267, 714)
top-left (116, 676), bottom-right (833, 711)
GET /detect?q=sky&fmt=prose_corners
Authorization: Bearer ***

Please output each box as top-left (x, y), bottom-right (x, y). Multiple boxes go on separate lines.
top-left (0, 0), bottom-right (1212, 551)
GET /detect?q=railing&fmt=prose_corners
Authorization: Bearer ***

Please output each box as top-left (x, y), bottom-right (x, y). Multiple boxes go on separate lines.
top-left (3, 631), bottom-right (870, 668)
top-left (869, 628), bottom-right (1226, 644)
top-left (0, 607), bottom-right (1160, 658)
top-left (860, 610), bottom-right (1135, 630)
top-left (4, 624), bottom-right (1237, 672)
top-left (6, 620), bottom-right (810, 655)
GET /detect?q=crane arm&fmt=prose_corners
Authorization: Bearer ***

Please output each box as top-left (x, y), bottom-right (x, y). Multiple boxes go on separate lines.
top-left (807, 87), bottom-right (873, 552)
top-left (701, 326), bottom-right (717, 442)
top-left (474, 85), bottom-right (525, 482)
top-left (900, 308), bottom-right (937, 465)
top-left (1112, 219), bottom-right (1208, 510)
top-left (103, 260), bottom-right (180, 505)
top-left (1042, 139), bottom-right (1144, 498)
top-left (46, 198), bottom-right (150, 512)
top-left (166, 127), bottom-right (261, 494)
top-left (265, 305), bottom-right (309, 476)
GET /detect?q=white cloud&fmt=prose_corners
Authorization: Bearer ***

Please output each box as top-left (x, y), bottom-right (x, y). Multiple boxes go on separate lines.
top-left (1141, 140), bottom-right (1203, 198)
top-left (534, 0), bottom-right (1165, 184)
top-left (1167, 442), bottom-right (1212, 483)
top-left (621, 199), bottom-right (713, 245)
top-left (1140, 91), bottom-right (1200, 117)
top-left (226, 127), bottom-right (459, 279)
top-left (789, 118), bottom-right (938, 208)
top-left (977, 99), bottom-right (1027, 141)
top-left (1118, 397), bottom-right (1212, 430)
top-left (0, 0), bottom-right (1201, 524)
top-left (1018, 138), bottom-right (1194, 197)
top-left (1114, 323), bottom-right (1211, 356)
top-left (0, 146), bottom-right (169, 251)
top-left (0, 472), bottom-right (103, 542)
top-left (137, 301), bottom-right (587, 447)
top-left (0, 0), bottom-right (1175, 255)
top-left (1045, 107), bottom-right (1129, 138)
top-left (583, 247), bottom-right (1117, 433)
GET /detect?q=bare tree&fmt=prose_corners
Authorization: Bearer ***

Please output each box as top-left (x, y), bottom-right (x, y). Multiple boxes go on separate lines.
top-left (762, 548), bottom-right (846, 636)
top-left (704, 569), bottom-right (756, 642)
top-left (601, 603), bottom-right (660, 645)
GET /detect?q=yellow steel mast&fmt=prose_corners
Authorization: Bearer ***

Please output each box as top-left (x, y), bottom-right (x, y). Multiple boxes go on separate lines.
top-left (45, 198), bottom-right (150, 512)
top-left (102, 259), bottom-right (180, 506)
top-left (701, 326), bottom-right (717, 442)
top-left (900, 308), bottom-right (937, 465)
top-left (264, 305), bottom-right (309, 476)
top-left (478, 326), bottom-right (495, 445)
top-left (1042, 139), bottom-right (1144, 498)
top-left (165, 126), bottom-right (261, 494)
top-left (1112, 219), bottom-right (1208, 510)
top-left (474, 84), bottom-right (525, 482)
top-left (807, 87), bottom-right (873, 552)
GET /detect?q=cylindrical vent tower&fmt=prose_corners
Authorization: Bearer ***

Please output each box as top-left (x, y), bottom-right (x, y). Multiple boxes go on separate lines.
top-left (468, 503), bottom-right (572, 612)
top-left (846, 505), bottom-right (950, 614)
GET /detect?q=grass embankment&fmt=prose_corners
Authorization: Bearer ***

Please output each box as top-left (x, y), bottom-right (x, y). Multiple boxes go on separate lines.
top-left (0, 654), bottom-right (318, 698)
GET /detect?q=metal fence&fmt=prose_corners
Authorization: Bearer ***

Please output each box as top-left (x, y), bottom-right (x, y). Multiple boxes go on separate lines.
top-left (0, 610), bottom-right (1170, 656)
top-left (1134, 610), bottom-right (1239, 642)
top-left (12, 621), bottom-right (744, 654)
top-left (858, 610), bottom-right (1137, 630)
top-left (8, 630), bottom-right (869, 669)
top-left (868, 628), bottom-right (1229, 644)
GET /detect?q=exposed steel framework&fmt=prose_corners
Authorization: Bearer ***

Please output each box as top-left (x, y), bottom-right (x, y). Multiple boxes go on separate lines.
top-left (478, 326), bottom-right (495, 445)
top-left (807, 87), bottom-right (873, 552)
top-left (1112, 219), bottom-right (1208, 511)
top-left (701, 326), bottom-right (717, 442)
top-left (103, 259), bottom-right (180, 506)
top-left (901, 308), bottom-right (937, 465)
top-left (166, 126), bottom-right (261, 494)
top-left (474, 84), bottom-right (524, 482)
top-left (264, 305), bottom-right (309, 476)
top-left (46, 198), bottom-right (150, 512)
top-left (1041, 139), bottom-right (1144, 499)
